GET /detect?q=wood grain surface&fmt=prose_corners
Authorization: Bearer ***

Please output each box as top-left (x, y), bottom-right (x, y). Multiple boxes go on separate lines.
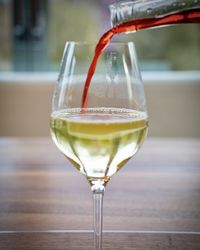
top-left (0, 137), bottom-right (200, 249)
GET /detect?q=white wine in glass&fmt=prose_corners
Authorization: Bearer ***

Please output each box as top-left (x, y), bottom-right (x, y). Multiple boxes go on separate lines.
top-left (50, 42), bottom-right (148, 250)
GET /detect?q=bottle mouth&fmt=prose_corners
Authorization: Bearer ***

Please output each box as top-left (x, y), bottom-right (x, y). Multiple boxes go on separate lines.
top-left (109, 4), bottom-right (118, 27)
top-left (109, 1), bottom-right (137, 26)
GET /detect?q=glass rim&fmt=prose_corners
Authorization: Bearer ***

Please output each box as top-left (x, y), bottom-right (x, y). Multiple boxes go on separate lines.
top-left (64, 41), bottom-right (135, 46)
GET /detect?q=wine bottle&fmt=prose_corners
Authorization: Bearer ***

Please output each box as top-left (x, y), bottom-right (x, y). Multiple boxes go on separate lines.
top-left (109, 0), bottom-right (200, 26)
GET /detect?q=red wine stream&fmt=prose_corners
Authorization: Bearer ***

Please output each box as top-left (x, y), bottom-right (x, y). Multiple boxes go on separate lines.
top-left (81, 8), bottom-right (200, 108)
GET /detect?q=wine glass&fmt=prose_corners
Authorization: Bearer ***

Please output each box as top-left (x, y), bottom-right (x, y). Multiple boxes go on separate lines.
top-left (50, 41), bottom-right (148, 250)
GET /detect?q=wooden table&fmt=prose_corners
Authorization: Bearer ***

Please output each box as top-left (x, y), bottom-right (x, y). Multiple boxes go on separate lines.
top-left (0, 137), bottom-right (200, 249)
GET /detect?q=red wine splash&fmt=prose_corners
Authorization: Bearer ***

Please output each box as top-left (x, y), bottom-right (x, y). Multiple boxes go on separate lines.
top-left (81, 8), bottom-right (200, 108)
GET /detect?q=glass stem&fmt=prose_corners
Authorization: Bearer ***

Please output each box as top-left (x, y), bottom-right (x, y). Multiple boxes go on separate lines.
top-left (92, 182), bottom-right (105, 250)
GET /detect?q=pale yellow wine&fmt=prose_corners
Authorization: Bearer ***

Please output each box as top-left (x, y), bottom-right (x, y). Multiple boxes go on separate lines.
top-left (50, 108), bottom-right (148, 186)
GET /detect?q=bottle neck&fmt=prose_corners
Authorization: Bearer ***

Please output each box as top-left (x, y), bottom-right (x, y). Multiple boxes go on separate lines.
top-left (109, 0), bottom-right (200, 26)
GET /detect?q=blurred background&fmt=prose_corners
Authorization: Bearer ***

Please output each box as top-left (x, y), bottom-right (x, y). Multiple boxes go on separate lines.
top-left (0, 0), bottom-right (200, 137)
